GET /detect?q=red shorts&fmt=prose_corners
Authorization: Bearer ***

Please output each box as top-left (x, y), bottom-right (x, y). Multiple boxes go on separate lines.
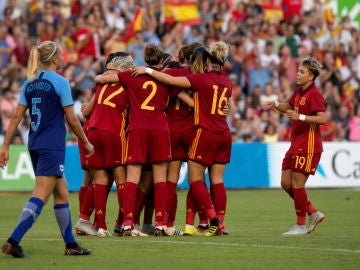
top-left (282, 150), bottom-right (322, 175)
top-left (87, 129), bottom-right (127, 169)
top-left (126, 129), bottom-right (171, 164)
top-left (170, 128), bottom-right (194, 161)
top-left (188, 127), bottom-right (232, 166)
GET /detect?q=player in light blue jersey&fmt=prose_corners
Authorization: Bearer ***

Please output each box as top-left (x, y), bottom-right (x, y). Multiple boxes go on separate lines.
top-left (0, 40), bottom-right (94, 258)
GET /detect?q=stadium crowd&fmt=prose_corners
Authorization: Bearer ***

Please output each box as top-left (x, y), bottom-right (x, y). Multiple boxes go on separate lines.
top-left (0, 0), bottom-right (360, 145)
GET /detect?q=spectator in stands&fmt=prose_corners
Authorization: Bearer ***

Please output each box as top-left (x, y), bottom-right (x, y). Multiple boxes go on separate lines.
top-left (320, 106), bottom-right (336, 141)
top-left (278, 44), bottom-right (298, 86)
top-left (71, 54), bottom-right (96, 100)
top-left (348, 105), bottom-right (360, 141)
top-left (247, 55), bottom-right (271, 94)
top-left (0, 86), bottom-right (17, 134)
top-left (0, 22), bottom-right (11, 69)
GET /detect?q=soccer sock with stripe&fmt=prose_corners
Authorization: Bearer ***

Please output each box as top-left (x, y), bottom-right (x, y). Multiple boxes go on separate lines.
top-left (10, 197), bottom-right (44, 244)
top-left (54, 203), bottom-right (76, 244)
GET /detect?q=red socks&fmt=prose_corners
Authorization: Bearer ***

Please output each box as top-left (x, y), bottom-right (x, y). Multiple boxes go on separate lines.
top-left (284, 186), bottom-right (317, 215)
top-left (211, 183), bottom-right (227, 223)
top-left (165, 181), bottom-right (177, 225)
top-left (190, 180), bottom-right (216, 221)
top-left (78, 186), bottom-right (88, 212)
top-left (154, 182), bottom-right (167, 227)
top-left (80, 184), bottom-right (94, 220)
top-left (293, 187), bottom-right (308, 225)
top-left (122, 182), bottom-right (138, 227)
top-left (94, 184), bottom-right (108, 229)
top-left (186, 188), bottom-right (197, 225)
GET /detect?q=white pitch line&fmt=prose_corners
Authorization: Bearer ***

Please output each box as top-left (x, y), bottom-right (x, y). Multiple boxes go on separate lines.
top-left (20, 238), bottom-right (360, 254)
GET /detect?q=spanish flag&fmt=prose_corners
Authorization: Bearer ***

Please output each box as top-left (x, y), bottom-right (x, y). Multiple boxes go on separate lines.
top-left (262, 3), bottom-right (283, 24)
top-left (163, 0), bottom-right (201, 26)
top-left (121, 7), bottom-right (143, 43)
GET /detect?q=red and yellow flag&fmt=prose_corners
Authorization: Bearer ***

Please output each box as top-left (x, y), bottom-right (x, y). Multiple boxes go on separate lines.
top-left (163, 0), bottom-right (200, 25)
top-left (121, 7), bottom-right (143, 43)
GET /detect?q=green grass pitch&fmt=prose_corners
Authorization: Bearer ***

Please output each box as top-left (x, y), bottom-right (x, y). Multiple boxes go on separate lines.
top-left (0, 189), bottom-right (359, 270)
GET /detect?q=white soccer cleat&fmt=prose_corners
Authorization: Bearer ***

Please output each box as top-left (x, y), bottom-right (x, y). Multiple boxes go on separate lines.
top-left (282, 224), bottom-right (307, 235)
top-left (166, 226), bottom-right (184, 236)
top-left (75, 219), bottom-right (98, 236)
top-left (307, 211), bottom-right (325, 233)
top-left (131, 228), bottom-right (148, 236)
top-left (97, 228), bottom-right (111, 237)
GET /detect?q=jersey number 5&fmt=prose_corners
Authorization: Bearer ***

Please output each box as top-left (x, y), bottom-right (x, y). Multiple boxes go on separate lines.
top-left (31, 98), bottom-right (41, 131)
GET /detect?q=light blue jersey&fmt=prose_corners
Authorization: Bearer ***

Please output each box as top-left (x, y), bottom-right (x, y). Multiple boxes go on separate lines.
top-left (19, 70), bottom-right (73, 151)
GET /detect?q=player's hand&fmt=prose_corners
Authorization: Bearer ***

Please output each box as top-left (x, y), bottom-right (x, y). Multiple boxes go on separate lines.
top-left (0, 148), bottom-right (9, 169)
top-left (286, 110), bottom-right (300, 120)
top-left (131, 66), bottom-right (146, 77)
top-left (84, 142), bottom-right (95, 158)
top-left (262, 101), bottom-right (275, 111)
top-left (223, 101), bottom-right (231, 115)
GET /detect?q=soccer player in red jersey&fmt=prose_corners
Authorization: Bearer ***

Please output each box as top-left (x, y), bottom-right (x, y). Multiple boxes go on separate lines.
top-left (132, 41), bottom-right (232, 236)
top-left (262, 57), bottom-right (326, 234)
top-left (161, 44), bottom-right (201, 236)
top-left (76, 52), bottom-right (133, 237)
top-left (96, 44), bottom-right (192, 236)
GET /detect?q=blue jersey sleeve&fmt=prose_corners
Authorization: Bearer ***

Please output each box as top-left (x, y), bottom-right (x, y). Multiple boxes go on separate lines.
top-left (18, 81), bottom-right (29, 106)
top-left (50, 72), bottom-right (74, 107)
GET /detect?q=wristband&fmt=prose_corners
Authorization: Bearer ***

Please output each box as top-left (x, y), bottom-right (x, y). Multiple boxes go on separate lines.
top-left (274, 100), bottom-right (279, 108)
top-left (299, 114), bottom-right (306, 121)
top-left (145, 67), bottom-right (153, 75)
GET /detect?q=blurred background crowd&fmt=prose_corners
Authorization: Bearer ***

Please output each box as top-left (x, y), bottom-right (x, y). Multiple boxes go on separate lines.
top-left (0, 0), bottom-right (359, 145)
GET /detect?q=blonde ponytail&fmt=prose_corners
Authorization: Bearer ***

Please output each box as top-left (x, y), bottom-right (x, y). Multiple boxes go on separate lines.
top-left (27, 46), bottom-right (41, 81)
top-left (27, 41), bottom-right (58, 81)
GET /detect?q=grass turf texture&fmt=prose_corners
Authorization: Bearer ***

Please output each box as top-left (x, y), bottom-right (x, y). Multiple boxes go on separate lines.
top-left (0, 189), bottom-right (359, 270)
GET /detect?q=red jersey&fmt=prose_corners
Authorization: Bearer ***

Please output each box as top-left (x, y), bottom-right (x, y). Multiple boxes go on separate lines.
top-left (88, 83), bottom-right (129, 136)
top-left (288, 83), bottom-right (325, 153)
top-left (118, 70), bottom-right (170, 131)
top-left (187, 71), bottom-right (232, 133)
top-left (165, 67), bottom-right (194, 132)
top-left (72, 28), bottom-right (98, 59)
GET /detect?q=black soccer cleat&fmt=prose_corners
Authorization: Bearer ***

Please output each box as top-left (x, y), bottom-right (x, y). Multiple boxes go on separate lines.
top-left (64, 243), bottom-right (91, 256)
top-left (2, 241), bottom-right (26, 258)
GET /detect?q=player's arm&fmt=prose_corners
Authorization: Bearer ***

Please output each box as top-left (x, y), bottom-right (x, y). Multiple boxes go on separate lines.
top-left (286, 110), bottom-right (327, 125)
top-left (95, 73), bottom-right (119, 84)
top-left (132, 66), bottom-right (191, 89)
top-left (0, 104), bottom-right (27, 169)
top-left (262, 100), bottom-right (292, 113)
top-left (82, 95), bottom-right (95, 119)
top-left (64, 105), bottom-right (94, 157)
top-left (177, 90), bottom-right (194, 108)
